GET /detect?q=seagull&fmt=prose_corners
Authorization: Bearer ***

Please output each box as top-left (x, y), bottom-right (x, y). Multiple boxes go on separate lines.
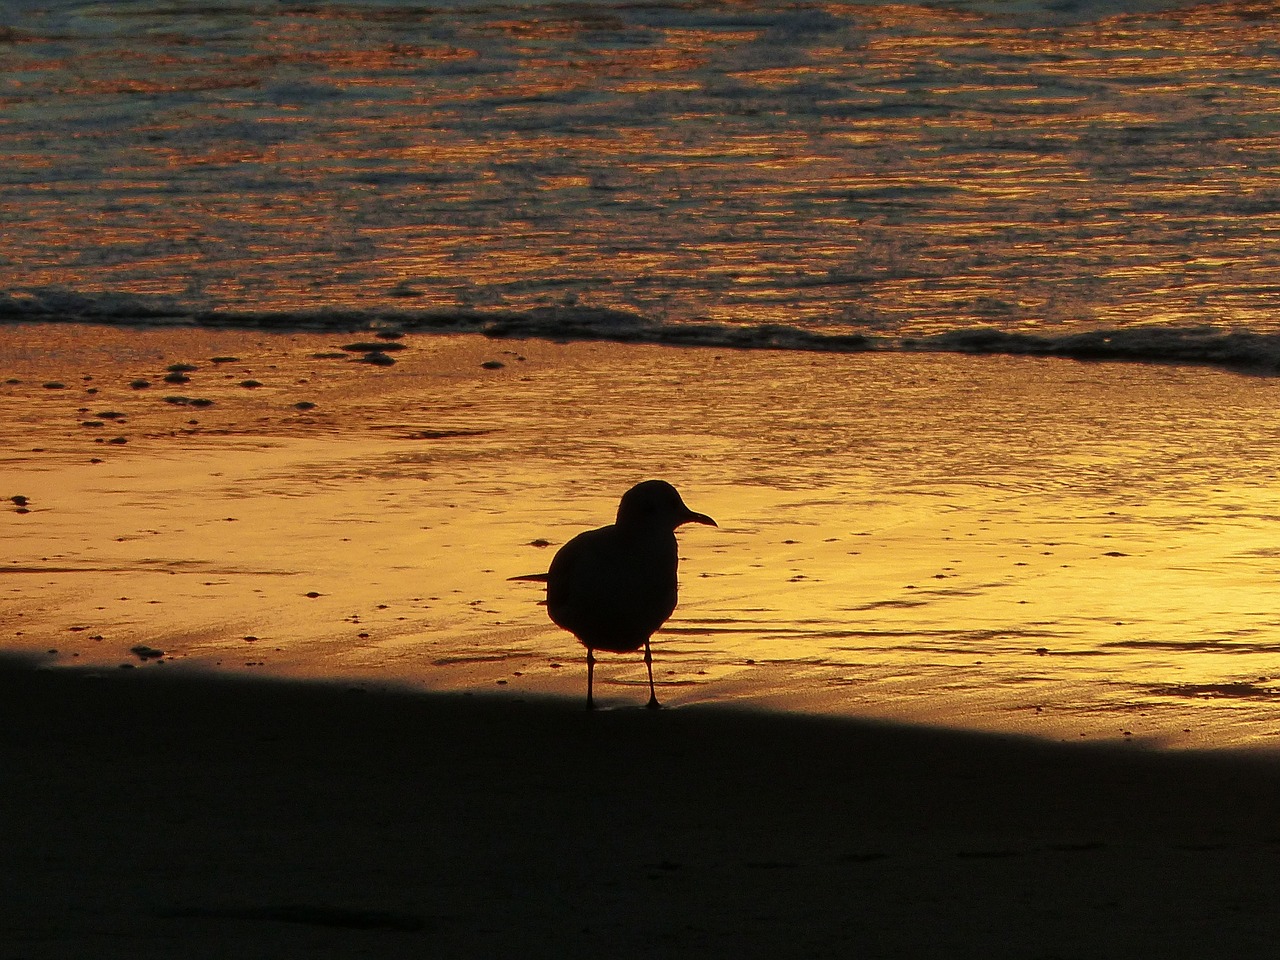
top-left (529, 480), bottom-right (717, 710)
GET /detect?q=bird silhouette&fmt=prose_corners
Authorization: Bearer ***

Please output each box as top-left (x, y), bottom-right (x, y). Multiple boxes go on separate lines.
top-left (541, 480), bottom-right (716, 709)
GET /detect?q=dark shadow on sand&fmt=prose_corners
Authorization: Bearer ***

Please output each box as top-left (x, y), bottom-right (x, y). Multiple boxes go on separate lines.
top-left (4, 653), bottom-right (1280, 959)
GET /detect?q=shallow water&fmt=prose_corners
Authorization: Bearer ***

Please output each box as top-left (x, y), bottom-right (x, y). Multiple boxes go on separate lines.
top-left (5, 324), bottom-right (1280, 748)
top-left (4, 0), bottom-right (1280, 345)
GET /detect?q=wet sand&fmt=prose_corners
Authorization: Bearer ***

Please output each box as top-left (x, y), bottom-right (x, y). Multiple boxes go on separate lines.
top-left (5, 323), bottom-right (1280, 745)
top-left (4, 654), bottom-right (1280, 959)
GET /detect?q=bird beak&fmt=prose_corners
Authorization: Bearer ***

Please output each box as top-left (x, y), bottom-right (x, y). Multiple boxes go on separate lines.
top-left (684, 510), bottom-right (717, 528)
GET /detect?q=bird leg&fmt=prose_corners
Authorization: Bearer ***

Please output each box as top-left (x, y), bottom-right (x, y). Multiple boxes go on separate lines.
top-left (586, 648), bottom-right (596, 710)
top-left (644, 639), bottom-right (661, 710)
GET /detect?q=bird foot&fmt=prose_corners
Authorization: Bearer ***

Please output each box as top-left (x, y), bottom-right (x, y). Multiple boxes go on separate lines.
top-left (646, 696), bottom-right (662, 710)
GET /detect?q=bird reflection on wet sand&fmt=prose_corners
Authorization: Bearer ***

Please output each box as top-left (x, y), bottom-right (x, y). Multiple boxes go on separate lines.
top-left (529, 480), bottom-right (716, 709)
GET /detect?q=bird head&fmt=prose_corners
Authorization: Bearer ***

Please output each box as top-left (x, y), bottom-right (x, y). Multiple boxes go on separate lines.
top-left (616, 480), bottom-right (717, 531)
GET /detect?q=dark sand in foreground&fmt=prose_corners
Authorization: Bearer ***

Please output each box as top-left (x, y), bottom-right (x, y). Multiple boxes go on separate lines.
top-left (4, 655), bottom-right (1280, 959)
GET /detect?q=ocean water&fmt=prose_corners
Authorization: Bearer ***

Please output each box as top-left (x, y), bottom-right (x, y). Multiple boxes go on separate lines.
top-left (4, 0), bottom-right (1280, 366)
top-left (6, 1), bottom-right (1280, 745)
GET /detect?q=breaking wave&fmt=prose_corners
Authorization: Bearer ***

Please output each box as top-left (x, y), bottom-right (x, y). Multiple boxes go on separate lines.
top-left (3, 287), bottom-right (1280, 374)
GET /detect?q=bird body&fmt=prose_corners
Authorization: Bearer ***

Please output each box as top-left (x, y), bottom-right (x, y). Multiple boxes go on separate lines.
top-left (547, 522), bottom-right (679, 654)
top-left (543, 480), bottom-right (716, 708)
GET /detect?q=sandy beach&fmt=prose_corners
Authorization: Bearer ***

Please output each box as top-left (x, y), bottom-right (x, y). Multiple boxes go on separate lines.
top-left (6, 323), bottom-right (1280, 746)
top-left (4, 324), bottom-right (1280, 956)
top-left (5, 653), bottom-right (1280, 959)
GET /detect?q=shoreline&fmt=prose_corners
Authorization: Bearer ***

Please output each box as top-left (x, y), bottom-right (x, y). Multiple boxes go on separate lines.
top-left (6, 655), bottom-right (1280, 958)
top-left (4, 308), bottom-right (1280, 376)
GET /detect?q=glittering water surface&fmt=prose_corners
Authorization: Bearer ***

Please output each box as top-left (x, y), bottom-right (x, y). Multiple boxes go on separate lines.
top-left (4, 0), bottom-right (1280, 337)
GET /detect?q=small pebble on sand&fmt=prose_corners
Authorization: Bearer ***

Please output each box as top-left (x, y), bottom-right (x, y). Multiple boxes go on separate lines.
top-left (130, 379), bottom-right (150, 389)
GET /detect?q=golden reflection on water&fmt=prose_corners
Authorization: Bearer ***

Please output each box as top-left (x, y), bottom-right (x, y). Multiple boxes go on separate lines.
top-left (4, 325), bottom-right (1280, 748)
top-left (4, 2), bottom-right (1280, 332)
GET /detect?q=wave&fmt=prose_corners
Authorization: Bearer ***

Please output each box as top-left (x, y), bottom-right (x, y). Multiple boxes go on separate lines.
top-left (904, 326), bottom-right (1280, 374)
top-left (3, 287), bottom-right (1279, 374)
